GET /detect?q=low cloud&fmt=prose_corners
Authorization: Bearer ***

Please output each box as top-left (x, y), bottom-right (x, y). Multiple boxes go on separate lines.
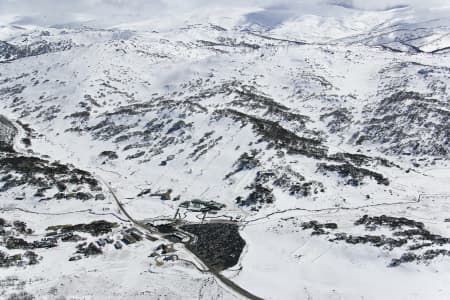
top-left (329, 0), bottom-right (447, 10)
top-left (0, 0), bottom-right (447, 27)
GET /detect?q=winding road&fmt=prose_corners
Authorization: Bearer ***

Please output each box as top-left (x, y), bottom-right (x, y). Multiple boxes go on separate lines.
top-left (1, 113), bottom-right (264, 300)
top-left (99, 175), bottom-right (264, 300)
top-left (6, 112), bottom-right (445, 300)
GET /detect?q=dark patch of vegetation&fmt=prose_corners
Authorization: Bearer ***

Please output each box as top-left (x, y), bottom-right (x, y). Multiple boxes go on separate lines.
top-left (76, 242), bottom-right (102, 257)
top-left (6, 291), bottom-right (36, 300)
top-left (216, 109), bottom-right (328, 159)
top-left (0, 39), bottom-right (73, 62)
top-left (0, 115), bottom-right (17, 153)
top-left (389, 249), bottom-right (450, 267)
top-left (318, 163), bottom-right (389, 185)
top-left (46, 220), bottom-right (118, 236)
top-left (225, 151), bottom-right (260, 179)
top-left (167, 120), bottom-right (191, 134)
top-left (301, 220), bottom-right (338, 235)
top-left (64, 111), bottom-right (90, 120)
top-left (355, 215), bottom-right (425, 230)
top-left (21, 138), bottom-right (31, 147)
top-left (181, 223), bottom-right (245, 271)
top-left (0, 154), bottom-right (99, 195)
top-left (237, 184), bottom-right (274, 207)
top-left (300, 215), bottom-right (450, 267)
top-left (330, 233), bottom-right (407, 249)
top-left (137, 188), bottom-right (152, 197)
top-left (288, 181), bottom-right (324, 197)
top-left (328, 152), bottom-right (394, 168)
top-left (99, 151), bottom-right (119, 160)
top-left (5, 237), bottom-right (57, 250)
top-left (320, 108), bottom-right (352, 133)
top-left (125, 151), bottom-right (145, 160)
top-left (356, 91), bottom-right (450, 157)
top-left (0, 249), bottom-right (40, 267)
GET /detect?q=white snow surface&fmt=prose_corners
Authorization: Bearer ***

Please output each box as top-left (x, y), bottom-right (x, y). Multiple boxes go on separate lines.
top-left (0, 2), bottom-right (449, 300)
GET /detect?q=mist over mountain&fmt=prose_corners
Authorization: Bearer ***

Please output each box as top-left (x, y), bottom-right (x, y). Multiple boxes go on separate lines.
top-left (0, 1), bottom-right (449, 299)
top-left (1, 0), bottom-right (449, 27)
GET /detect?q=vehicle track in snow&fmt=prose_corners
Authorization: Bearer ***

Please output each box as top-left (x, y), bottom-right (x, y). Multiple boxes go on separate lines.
top-left (242, 193), bottom-right (450, 225)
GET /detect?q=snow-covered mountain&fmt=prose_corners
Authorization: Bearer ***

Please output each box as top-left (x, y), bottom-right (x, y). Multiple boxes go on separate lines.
top-left (1, 1), bottom-right (449, 299)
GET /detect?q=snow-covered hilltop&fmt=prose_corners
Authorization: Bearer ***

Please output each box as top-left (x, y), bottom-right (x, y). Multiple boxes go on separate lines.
top-left (0, 1), bottom-right (449, 299)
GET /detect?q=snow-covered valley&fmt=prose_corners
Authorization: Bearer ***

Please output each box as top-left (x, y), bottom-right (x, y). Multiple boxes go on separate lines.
top-left (0, 1), bottom-right (449, 299)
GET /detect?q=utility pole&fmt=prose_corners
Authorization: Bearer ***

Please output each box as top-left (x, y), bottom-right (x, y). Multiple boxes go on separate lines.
top-left (201, 211), bottom-right (207, 223)
top-left (173, 208), bottom-right (180, 221)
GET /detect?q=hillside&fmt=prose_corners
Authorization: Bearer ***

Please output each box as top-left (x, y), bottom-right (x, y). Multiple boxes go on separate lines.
top-left (0, 2), bottom-right (449, 299)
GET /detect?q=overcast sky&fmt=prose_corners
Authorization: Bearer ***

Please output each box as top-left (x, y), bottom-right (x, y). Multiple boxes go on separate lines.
top-left (0, 0), bottom-right (448, 27)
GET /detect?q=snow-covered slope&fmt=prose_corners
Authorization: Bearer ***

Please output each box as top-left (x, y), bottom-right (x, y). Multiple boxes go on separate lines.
top-left (0, 2), bottom-right (449, 300)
